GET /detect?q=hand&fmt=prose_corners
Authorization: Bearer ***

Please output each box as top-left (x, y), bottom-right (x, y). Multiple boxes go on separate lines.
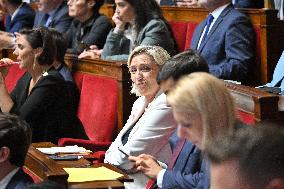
top-left (112, 12), bottom-right (126, 31)
top-left (128, 154), bottom-right (163, 178)
top-left (78, 49), bottom-right (102, 59)
top-left (177, 0), bottom-right (199, 7)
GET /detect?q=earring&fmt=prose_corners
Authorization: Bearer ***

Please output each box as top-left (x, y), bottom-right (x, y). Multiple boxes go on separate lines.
top-left (33, 55), bottom-right (37, 70)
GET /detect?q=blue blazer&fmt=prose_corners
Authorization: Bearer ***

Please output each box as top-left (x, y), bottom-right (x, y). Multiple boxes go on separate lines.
top-left (6, 168), bottom-right (34, 189)
top-left (33, 1), bottom-right (72, 33)
top-left (162, 132), bottom-right (203, 188)
top-left (190, 4), bottom-right (255, 83)
top-left (265, 51), bottom-right (284, 94)
top-left (5, 3), bottom-right (35, 33)
top-left (234, 0), bottom-right (264, 8)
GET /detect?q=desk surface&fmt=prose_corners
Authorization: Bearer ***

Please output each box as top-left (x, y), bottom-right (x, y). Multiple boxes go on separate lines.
top-left (29, 142), bottom-right (132, 189)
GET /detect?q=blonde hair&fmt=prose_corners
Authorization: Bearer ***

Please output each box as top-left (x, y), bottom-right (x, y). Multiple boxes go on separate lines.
top-left (128, 45), bottom-right (171, 96)
top-left (167, 72), bottom-right (235, 148)
top-left (127, 45), bottom-right (171, 68)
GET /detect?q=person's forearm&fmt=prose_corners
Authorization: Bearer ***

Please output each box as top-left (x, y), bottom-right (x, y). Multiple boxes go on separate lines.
top-left (0, 85), bottom-right (14, 112)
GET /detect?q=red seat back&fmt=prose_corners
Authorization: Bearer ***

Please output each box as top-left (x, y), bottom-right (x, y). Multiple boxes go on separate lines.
top-left (169, 21), bottom-right (189, 52)
top-left (4, 64), bottom-right (25, 93)
top-left (185, 22), bottom-right (198, 50)
top-left (236, 110), bottom-right (256, 125)
top-left (77, 73), bottom-right (118, 141)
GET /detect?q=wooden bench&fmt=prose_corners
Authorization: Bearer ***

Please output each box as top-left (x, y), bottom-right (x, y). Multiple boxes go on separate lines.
top-left (225, 82), bottom-right (283, 125)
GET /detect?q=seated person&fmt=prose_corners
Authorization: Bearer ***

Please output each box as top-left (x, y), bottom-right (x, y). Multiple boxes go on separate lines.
top-left (159, 0), bottom-right (199, 7)
top-left (190, 0), bottom-right (255, 84)
top-left (0, 0), bottom-right (35, 33)
top-left (65, 0), bottom-right (112, 54)
top-left (79, 0), bottom-right (177, 61)
top-left (104, 46), bottom-right (176, 188)
top-left (263, 50), bottom-right (284, 95)
top-left (0, 0), bottom-right (35, 49)
top-left (0, 27), bottom-right (87, 143)
top-left (49, 28), bottom-right (80, 112)
top-left (206, 123), bottom-right (284, 189)
top-left (0, 113), bottom-right (34, 189)
top-left (0, 0), bottom-right (72, 49)
top-left (232, 0), bottom-right (264, 8)
top-left (144, 72), bottom-right (236, 189)
top-left (129, 50), bottom-right (209, 189)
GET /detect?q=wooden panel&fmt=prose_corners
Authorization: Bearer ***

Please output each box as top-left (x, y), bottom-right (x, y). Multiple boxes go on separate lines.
top-left (225, 82), bottom-right (282, 122)
top-left (25, 146), bottom-right (69, 188)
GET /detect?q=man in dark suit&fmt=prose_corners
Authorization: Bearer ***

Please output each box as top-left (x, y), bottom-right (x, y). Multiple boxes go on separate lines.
top-left (0, 0), bottom-right (34, 48)
top-left (206, 123), bottom-right (284, 189)
top-left (0, 113), bottom-right (33, 189)
top-left (0, 0), bottom-right (35, 33)
top-left (233, 0), bottom-right (264, 8)
top-left (129, 50), bottom-right (210, 189)
top-left (33, 0), bottom-right (72, 33)
top-left (190, 0), bottom-right (255, 84)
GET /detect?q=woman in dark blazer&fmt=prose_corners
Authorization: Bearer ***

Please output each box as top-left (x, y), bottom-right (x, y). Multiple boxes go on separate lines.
top-left (65, 0), bottom-right (112, 54)
top-left (0, 27), bottom-right (86, 143)
top-left (79, 0), bottom-right (177, 61)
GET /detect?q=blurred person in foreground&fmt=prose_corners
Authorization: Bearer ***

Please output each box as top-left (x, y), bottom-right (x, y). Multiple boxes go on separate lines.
top-left (206, 123), bottom-right (284, 189)
top-left (0, 113), bottom-right (33, 189)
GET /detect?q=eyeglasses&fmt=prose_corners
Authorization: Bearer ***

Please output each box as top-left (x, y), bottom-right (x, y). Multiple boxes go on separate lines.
top-left (129, 65), bottom-right (152, 74)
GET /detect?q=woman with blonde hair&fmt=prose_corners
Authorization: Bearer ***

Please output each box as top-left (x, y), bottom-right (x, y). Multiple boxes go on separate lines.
top-left (167, 72), bottom-right (235, 150)
top-left (104, 45), bottom-right (176, 188)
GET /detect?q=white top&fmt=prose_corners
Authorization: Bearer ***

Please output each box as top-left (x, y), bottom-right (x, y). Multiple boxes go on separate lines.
top-left (105, 90), bottom-right (176, 189)
top-left (0, 168), bottom-right (20, 189)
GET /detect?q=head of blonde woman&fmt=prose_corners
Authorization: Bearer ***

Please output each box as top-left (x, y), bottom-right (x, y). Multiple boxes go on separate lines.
top-left (167, 72), bottom-right (235, 150)
top-left (128, 46), bottom-right (170, 98)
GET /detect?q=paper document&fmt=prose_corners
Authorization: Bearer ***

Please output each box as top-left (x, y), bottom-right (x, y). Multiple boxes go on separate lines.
top-left (36, 145), bottom-right (92, 155)
top-left (63, 166), bottom-right (124, 182)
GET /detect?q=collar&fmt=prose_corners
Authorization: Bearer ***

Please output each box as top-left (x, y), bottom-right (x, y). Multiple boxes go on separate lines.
top-left (11, 3), bottom-right (24, 21)
top-left (210, 3), bottom-right (230, 21)
top-left (0, 168), bottom-right (20, 189)
top-left (47, 2), bottom-right (62, 18)
top-left (80, 12), bottom-right (100, 28)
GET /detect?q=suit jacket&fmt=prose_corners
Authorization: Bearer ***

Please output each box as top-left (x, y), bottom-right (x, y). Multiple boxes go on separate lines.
top-left (162, 132), bottom-right (203, 189)
top-left (101, 19), bottom-right (177, 61)
top-left (160, 0), bottom-right (176, 6)
top-left (5, 168), bottom-right (33, 189)
top-left (33, 1), bottom-right (72, 33)
top-left (265, 50), bottom-right (284, 94)
top-left (233, 0), bottom-right (264, 8)
top-left (66, 13), bottom-right (112, 54)
top-left (105, 90), bottom-right (176, 189)
top-left (5, 3), bottom-right (35, 33)
top-left (190, 4), bottom-right (255, 83)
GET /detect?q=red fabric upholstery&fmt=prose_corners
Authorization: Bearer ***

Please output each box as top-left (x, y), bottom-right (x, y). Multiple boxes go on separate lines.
top-left (58, 73), bottom-right (118, 158)
top-left (77, 74), bottom-right (118, 141)
top-left (4, 64), bottom-right (25, 93)
top-left (236, 110), bottom-right (256, 125)
top-left (185, 22), bottom-right (198, 50)
top-left (22, 167), bottom-right (41, 183)
top-left (72, 71), bottom-right (84, 93)
top-left (169, 21), bottom-right (189, 52)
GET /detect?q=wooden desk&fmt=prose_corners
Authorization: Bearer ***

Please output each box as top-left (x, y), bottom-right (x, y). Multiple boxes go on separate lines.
top-left (225, 82), bottom-right (283, 122)
top-left (25, 143), bottom-right (132, 189)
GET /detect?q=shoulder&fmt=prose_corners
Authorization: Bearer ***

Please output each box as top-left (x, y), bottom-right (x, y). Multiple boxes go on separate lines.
top-left (7, 169), bottom-right (33, 189)
top-left (144, 19), bottom-right (167, 29)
